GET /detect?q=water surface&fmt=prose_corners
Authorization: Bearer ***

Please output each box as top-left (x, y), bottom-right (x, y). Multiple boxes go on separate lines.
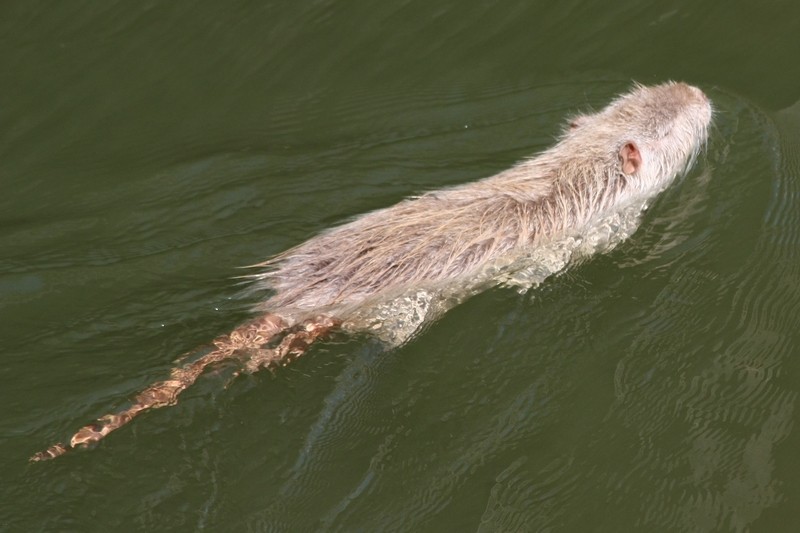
top-left (2, 1), bottom-right (800, 531)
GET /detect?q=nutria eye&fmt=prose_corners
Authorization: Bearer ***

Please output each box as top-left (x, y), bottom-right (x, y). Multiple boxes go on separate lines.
top-left (569, 117), bottom-right (586, 129)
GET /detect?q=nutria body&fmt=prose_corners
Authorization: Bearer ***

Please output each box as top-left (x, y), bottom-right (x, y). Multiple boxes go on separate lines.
top-left (253, 81), bottom-right (711, 319)
top-left (32, 81), bottom-right (712, 461)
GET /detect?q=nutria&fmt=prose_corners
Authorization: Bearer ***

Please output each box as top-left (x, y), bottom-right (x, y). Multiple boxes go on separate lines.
top-left (31, 81), bottom-right (712, 461)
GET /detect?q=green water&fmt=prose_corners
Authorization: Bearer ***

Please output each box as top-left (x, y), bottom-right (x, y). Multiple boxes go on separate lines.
top-left (3, 1), bottom-right (800, 531)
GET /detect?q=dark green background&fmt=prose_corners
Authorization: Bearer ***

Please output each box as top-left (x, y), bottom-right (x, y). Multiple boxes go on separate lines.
top-left (3, 1), bottom-right (800, 531)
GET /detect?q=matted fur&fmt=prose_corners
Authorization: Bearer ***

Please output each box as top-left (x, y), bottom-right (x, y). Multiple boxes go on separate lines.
top-left (31, 82), bottom-right (712, 461)
top-left (251, 81), bottom-right (712, 316)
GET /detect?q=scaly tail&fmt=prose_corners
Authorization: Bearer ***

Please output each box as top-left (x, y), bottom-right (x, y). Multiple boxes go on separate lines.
top-left (30, 312), bottom-right (338, 462)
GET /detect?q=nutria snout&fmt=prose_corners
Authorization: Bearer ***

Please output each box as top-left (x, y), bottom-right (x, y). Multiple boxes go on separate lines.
top-left (32, 81), bottom-right (712, 461)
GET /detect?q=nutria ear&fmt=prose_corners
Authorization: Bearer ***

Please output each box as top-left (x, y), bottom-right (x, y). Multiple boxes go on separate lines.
top-left (619, 142), bottom-right (642, 175)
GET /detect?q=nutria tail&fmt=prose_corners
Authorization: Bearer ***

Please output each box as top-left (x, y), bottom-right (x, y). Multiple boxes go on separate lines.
top-left (30, 313), bottom-right (340, 462)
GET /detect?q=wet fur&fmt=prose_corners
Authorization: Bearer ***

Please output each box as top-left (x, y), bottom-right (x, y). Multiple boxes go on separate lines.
top-left (252, 82), bottom-right (711, 317)
top-left (31, 82), bottom-right (711, 461)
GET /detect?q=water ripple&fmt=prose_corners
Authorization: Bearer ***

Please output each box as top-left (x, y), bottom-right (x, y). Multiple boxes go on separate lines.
top-left (604, 92), bottom-right (800, 532)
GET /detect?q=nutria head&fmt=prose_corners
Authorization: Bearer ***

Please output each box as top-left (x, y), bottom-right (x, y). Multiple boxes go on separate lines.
top-left (562, 81), bottom-right (712, 201)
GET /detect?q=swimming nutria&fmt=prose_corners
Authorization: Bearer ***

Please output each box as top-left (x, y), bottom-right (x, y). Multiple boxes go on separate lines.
top-left (31, 81), bottom-right (712, 461)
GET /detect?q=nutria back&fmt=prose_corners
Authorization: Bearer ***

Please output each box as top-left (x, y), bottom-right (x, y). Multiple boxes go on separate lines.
top-left (251, 82), bottom-right (712, 328)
